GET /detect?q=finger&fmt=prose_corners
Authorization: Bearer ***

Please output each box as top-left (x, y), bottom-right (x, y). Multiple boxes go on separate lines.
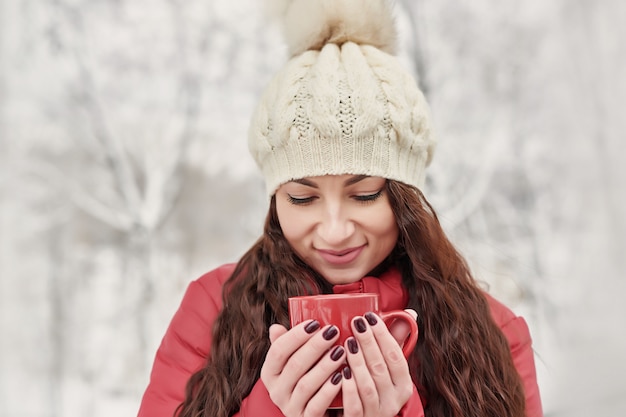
top-left (404, 308), bottom-right (418, 321)
top-left (352, 315), bottom-right (394, 388)
top-left (303, 371), bottom-right (343, 417)
top-left (278, 325), bottom-right (341, 392)
top-left (363, 313), bottom-right (413, 399)
top-left (292, 345), bottom-right (346, 411)
top-left (340, 367), bottom-right (363, 417)
top-left (344, 336), bottom-right (379, 411)
top-left (387, 309), bottom-right (418, 348)
top-left (388, 319), bottom-right (411, 347)
top-left (269, 323), bottom-right (288, 344)
top-left (262, 320), bottom-right (322, 376)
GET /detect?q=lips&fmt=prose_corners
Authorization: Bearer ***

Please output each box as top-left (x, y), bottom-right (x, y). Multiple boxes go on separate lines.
top-left (317, 245), bottom-right (365, 265)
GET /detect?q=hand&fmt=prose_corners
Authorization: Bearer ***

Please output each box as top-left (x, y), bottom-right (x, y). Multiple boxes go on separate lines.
top-left (260, 320), bottom-right (347, 417)
top-left (340, 312), bottom-right (417, 417)
top-left (388, 309), bottom-right (418, 348)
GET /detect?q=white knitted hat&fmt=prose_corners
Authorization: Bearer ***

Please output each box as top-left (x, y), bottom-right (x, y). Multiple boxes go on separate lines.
top-left (249, 0), bottom-right (436, 195)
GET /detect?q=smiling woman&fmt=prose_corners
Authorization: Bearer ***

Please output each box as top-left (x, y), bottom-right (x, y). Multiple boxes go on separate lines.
top-left (276, 175), bottom-right (398, 285)
top-left (137, 1), bottom-right (543, 417)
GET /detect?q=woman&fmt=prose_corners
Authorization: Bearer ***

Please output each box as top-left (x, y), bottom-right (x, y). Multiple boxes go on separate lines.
top-left (137, 1), bottom-right (543, 417)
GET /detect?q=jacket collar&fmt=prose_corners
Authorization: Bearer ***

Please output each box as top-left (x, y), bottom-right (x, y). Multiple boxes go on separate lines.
top-left (332, 267), bottom-right (408, 311)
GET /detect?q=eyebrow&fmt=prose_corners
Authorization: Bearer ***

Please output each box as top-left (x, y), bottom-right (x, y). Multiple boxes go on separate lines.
top-left (292, 175), bottom-right (369, 188)
top-left (345, 175), bottom-right (369, 186)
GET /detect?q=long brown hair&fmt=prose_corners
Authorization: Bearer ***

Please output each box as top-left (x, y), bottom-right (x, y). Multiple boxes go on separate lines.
top-left (176, 180), bottom-right (526, 417)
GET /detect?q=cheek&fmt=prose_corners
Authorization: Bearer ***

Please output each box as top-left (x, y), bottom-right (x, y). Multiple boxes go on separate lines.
top-left (276, 202), bottom-right (307, 242)
top-left (368, 206), bottom-right (398, 236)
top-left (367, 210), bottom-right (399, 251)
top-left (380, 218), bottom-right (399, 244)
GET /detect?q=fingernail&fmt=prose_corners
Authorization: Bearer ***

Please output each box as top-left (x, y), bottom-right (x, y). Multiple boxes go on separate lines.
top-left (347, 337), bottom-right (359, 354)
top-left (331, 371), bottom-right (342, 385)
top-left (354, 317), bottom-right (367, 333)
top-left (323, 326), bottom-right (339, 340)
top-left (364, 312), bottom-right (378, 326)
top-left (330, 346), bottom-right (344, 361)
top-left (343, 367), bottom-right (352, 380)
top-left (304, 320), bottom-right (320, 334)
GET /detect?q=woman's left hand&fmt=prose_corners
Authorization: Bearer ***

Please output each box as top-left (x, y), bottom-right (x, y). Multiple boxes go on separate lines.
top-left (339, 312), bottom-right (415, 417)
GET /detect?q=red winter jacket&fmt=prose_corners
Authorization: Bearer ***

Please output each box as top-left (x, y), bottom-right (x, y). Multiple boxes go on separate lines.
top-left (137, 264), bottom-right (543, 417)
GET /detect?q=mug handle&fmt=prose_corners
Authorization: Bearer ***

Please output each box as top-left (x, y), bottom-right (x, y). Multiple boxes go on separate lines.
top-left (380, 310), bottom-right (419, 358)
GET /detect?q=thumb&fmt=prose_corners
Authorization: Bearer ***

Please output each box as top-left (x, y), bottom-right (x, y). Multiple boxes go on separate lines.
top-left (388, 309), bottom-right (418, 347)
top-left (268, 323), bottom-right (288, 344)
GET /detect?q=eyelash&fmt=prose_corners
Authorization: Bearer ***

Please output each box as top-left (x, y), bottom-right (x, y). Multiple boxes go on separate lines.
top-left (287, 190), bottom-right (383, 206)
top-left (287, 195), bottom-right (316, 205)
top-left (354, 190), bottom-right (383, 203)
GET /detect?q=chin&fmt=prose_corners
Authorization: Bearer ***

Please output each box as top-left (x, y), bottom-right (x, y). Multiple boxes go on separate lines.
top-left (321, 270), bottom-right (365, 286)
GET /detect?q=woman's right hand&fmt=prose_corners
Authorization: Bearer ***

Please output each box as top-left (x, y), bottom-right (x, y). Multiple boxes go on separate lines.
top-left (260, 320), bottom-right (346, 417)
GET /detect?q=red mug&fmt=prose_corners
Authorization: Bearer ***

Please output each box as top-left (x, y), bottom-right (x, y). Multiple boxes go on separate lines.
top-left (288, 293), bottom-right (418, 409)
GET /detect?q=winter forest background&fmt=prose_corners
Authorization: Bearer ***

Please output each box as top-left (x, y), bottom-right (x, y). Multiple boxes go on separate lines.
top-left (1, 0), bottom-right (625, 416)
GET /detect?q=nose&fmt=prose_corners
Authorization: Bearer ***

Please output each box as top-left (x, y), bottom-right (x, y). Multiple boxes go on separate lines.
top-left (316, 202), bottom-right (355, 246)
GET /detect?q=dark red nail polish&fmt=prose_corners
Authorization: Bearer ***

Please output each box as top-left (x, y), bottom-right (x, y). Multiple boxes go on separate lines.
top-left (323, 326), bottom-right (338, 340)
top-left (364, 312), bottom-right (378, 326)
top-left (343, 367), bottom-right (352, 380)
top-left (347, 337), bottom-right (359, 354)
top-left (354, 318), bottom-right (367, 333)
top-left (330, 346), bottom-right (344, 361)
top-left (304, 320), bottom-right (320, 334)
top-left (331, 371), bottom-right (342, 385)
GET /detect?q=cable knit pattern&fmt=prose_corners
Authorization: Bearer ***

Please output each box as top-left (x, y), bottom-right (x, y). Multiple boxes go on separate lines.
top-left (248, 0), bottom-right (436, 195)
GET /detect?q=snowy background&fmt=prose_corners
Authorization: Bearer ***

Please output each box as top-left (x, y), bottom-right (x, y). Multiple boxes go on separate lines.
top-left (1, 0), bottom-right (625, 416)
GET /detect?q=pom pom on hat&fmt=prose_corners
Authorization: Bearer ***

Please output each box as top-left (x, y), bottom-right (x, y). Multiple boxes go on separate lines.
top-left (266, 0), bottom-right (398, 56)
top-left (250, 0), bottom-right (436, 196)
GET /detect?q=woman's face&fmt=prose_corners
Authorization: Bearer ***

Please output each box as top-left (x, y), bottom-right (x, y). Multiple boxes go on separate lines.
top-left (275, 174), bottom-right (399, 285)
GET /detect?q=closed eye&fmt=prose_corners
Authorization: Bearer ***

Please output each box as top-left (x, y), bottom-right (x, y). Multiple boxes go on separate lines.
top-left (287, 194), bottom-right (317, 205)
top-left (353, 190), bottom-right (383, 203)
